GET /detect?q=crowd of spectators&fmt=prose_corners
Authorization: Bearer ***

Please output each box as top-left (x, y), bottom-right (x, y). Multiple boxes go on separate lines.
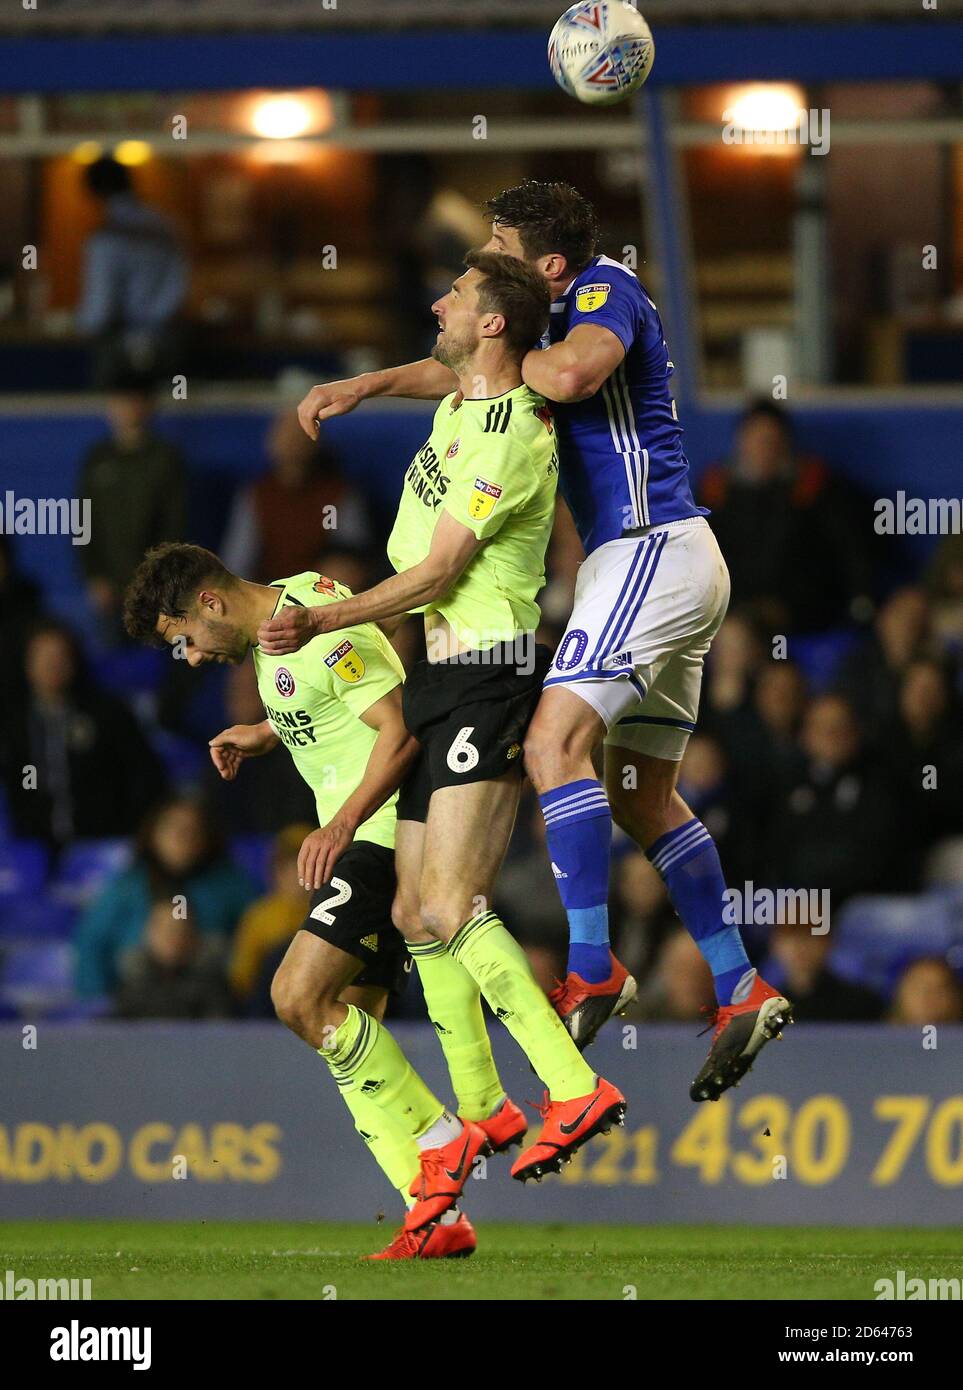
top-left (1, 394), bottom-right (961, 1029)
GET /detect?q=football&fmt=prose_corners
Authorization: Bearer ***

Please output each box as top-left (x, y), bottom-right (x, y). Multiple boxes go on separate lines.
top-left (548, 2), bottom-right (655, 106)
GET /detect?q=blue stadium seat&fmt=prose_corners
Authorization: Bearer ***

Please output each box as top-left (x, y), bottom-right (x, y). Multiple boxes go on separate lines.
top-left (0, 839), bottom-right (50, 899)
top-left (50, 838), bottom-right (133, 908)
top-left (0, 895), bottom-right (77, 941)
top-left (831, 894), bottom-right (956, 997)
top-left (89, 645), bottom-right (166, 698)
top-left (230, 834), bottom-right (273, 893)
top-left (152, 729), bottom-right (205, 788)
top-left (788, 628), bottom-right (860, 693)
top-left (0, 939), bottom-right (75, 1016)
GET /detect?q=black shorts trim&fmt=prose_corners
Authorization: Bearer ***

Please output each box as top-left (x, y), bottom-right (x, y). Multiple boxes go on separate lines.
top-left (397, 639), bottom-right (550, 823)
top-left (299, 840), bottom-right (408, 995)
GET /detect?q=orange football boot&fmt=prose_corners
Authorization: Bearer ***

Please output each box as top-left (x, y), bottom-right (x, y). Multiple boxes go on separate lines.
top-left (367, 1211), bottom-right (476, 1260)
top-left (475, 1097), bottom-right (527, 1155)
top-left (511, 1075), bottom-right (626, 1183)
top-left (404, 1119), bottom-right (491, 1231)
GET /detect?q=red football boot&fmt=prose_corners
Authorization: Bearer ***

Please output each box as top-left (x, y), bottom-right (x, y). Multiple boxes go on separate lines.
top-left (511, 1075), bottom-right (626, 1184)
top-left (690, 973), bottom-right (793, 1102)
top-left (404, 1120), bottom-right (491, 1231)
top-left (366, 1211), bottom-right (476, 1260)
top-left (550, 954), bottom-right (637, 1052)
top-left (475, 1097), bottom-right (527, 1155)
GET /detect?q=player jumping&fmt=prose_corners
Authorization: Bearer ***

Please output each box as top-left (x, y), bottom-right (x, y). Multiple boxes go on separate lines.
top-left (291, 185), bottom-right (792, 1102)
top-left (123, 545), bottom-right (528, 1258)
top-left (259, 249), bottom-right (626, 1181)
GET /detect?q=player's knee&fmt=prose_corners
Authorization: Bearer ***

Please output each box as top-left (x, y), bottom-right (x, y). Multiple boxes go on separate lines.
top-left (270, 968), bottom-right (314, 1039)
top-left (391, 891), bottom-right (423, 942)
top-left (419, 897), bottom-right (463, 944)
top-left (523, 720), bottom-right (591, 790)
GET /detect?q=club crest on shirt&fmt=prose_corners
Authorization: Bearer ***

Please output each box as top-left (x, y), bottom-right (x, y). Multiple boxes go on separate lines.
top-left (324, 639), bottom-right (365, 683)
top-left (313, 575), bottom-right (337, 595)
top-left (447, 438), bottom-right (461, 459)
top-left (468, 477), bottom-right (503, 521)
top-left (275, 667), bottom-right (296, 697)
top-left (575, 283), bottom-right (610, 313)
top-left (534, 404), bottom-right (554, 433)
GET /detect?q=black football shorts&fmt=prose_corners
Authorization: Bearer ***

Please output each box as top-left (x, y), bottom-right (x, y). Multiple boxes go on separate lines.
top-left (300, 840), bottom-right (408, 994)
top-left (397, 637), bottom-right (551, 824)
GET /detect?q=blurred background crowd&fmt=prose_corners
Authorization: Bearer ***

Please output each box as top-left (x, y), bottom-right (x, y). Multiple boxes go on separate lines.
top-left (2, 0), bottom-right (962, 1032)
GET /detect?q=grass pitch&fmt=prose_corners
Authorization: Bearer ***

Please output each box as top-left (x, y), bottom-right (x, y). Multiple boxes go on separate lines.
top-left (3, 1222), bottom-right (958, 1300)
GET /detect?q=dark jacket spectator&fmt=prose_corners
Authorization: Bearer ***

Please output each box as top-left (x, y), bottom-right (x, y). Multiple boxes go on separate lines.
top-left (700, 401), bottom-right (875, 632)
top-left (78, 384), bottom-right (186, 625)
top-left (115, 901), bottom-right (232, 1020)
top-left (834, 586), bottom-right (933, 742)
top-left (768, 694), bottom-right (906, 903)
top-left (767, 920), bottom-right (883, 1022)
top-left (220, 410), bottom-right (370, 584)
top-left (0, 620), bottom-right (166, 845)
top-left (0, 537), bottom-right (44, 715)
top-left (75, 797), bottom-right (256, 998)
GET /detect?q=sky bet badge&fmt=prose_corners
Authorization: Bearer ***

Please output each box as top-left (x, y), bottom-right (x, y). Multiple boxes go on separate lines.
top-left (575, 283), bottom-right (610, 312)
top-left (468, 477), bottom-right (503, 521)
top-left (324, 639), bottom-right (365, 683)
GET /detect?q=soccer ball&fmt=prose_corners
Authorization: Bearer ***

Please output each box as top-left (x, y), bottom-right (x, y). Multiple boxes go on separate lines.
top-left (548, 2), bottom-right (655, 106)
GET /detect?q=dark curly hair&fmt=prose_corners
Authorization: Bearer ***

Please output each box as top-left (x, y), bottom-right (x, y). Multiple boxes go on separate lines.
top-left (485, 180), bottom-right (599, 274)
top-left (123, 542), bottom-right (236, 646)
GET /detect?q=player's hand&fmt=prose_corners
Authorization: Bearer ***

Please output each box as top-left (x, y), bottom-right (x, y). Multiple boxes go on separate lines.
top-left (297, 378), bottom-right (367, 438)
top-left (257, 604), bottom-right (324, 655)
top-left (209, 723), bottom-right (276, 779)
top-left (298, 819), bottom-right (354, 890)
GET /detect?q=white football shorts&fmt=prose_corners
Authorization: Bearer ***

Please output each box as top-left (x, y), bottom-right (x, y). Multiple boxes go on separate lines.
top-left (543, 516), bottom-right (730, 760)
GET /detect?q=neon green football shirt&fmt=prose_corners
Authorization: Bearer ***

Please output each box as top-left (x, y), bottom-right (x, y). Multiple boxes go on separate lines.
top-left (387, 384), bottom-right (559, 648)
top-left (252, 571), bottom-right (405, 850)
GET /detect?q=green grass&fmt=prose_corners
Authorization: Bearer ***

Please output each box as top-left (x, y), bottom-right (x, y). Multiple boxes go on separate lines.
top-left (2, 1222), bottom-right (960, 1300)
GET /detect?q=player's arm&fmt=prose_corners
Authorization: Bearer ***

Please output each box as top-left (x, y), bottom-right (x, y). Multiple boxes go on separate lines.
top-left (297, 359), bottom-right (458, 439)
top-left (521, 323), bottom-right (626, 404)
top-left (258, 512), bottom-right (481, 654)
top-left (298, 686), bottom-right (418, 889)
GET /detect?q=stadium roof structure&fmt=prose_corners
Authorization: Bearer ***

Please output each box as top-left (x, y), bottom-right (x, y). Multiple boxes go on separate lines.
top-left (5, 0), bottom-right (963, 31)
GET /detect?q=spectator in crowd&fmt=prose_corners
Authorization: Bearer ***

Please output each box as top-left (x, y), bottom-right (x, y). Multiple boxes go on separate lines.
top-left (707, 659), bottom-right (809, 834)
top-left (834, 586), bottom-right (932, 740)
top-left (78, 377), bottom-right (187, 637)
top-left (676, 733), bottom-right (756, 887)
top-left (699, 400), bottom-right (875, 632)
top-left (700, 610), bottom-right (765, 726)
top-left (201, 662), bottom-right (315, 835)
top-left (229, 824), bottom-right (313, 1007)
top-left (0, 537), bottom-right (44, 715)
top-left (881, 658), bottom-right (963, 877)
top-left (766, 919), bottom-right (883, 1022)
top-left (925, 533), bottom-right (963, 657)
top-left (77, 156), bottom-right (187, 390)
top-left (767, 693), bottom-right (906, 903)
top-left (220, 410), bottom-right (370, 584)
top-left (0, 619), bottom-right (166, 846)
top-left (889, 957), bottom-right (963, 1025)
top-left (115, 900), bottom-right (232, 1020)
top-left (635, 928), bottom-right (716, 1023)
top-left (74, 796), bottom-right (256, 998)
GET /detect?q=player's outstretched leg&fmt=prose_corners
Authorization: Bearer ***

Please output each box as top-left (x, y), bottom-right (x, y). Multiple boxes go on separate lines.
top-left (420, 777), bottom-right (626, 1183)
top-left (524, 688), bottom-right (637, 1050)
top-left (394, 818), bottom-right (527, 1155)
top-left (272, 933), bottom-right (488, 1236)
top-left (606, 747), bottom-right (793, 1100)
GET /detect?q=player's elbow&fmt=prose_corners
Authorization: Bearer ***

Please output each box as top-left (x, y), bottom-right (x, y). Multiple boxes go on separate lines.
top-left (552, 365), bottom-right (596, 404)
